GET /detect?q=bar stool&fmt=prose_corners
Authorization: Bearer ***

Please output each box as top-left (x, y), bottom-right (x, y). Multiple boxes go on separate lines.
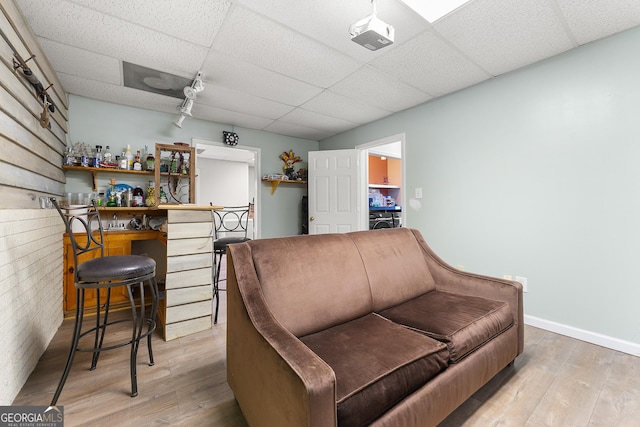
top-left (211, 204), bottom-right (252, 324)
top-left (50, 197), bottom-right (159, 405)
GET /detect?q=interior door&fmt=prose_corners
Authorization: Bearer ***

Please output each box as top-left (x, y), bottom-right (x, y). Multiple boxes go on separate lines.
top-left (308, 149), bottom-right (360, 234)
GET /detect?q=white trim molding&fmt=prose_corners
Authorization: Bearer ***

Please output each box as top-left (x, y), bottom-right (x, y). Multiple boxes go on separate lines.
top-left (525, 315), bottom-right (640, 357)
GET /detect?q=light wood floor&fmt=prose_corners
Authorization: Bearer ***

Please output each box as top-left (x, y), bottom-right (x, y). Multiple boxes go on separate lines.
top-left (13, 269), bottom-right (640, 426)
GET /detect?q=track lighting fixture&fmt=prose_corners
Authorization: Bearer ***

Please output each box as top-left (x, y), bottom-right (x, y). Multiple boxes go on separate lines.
top-left (172, 71), bottom-right (204, 128)
top-left (173, 114), bottom-right (186, 129)
top-left (183, 72), bottom-right (204, 99)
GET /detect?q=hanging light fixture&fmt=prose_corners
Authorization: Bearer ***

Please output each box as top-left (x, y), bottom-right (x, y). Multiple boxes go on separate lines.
top-left (173, 71), bottom-right (204, 128)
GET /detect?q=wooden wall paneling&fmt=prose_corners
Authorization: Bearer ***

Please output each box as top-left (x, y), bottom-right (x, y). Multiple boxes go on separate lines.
top-left (0, 70), bottom-right (66, 151)
top-left (166, 236), bottom-right (212, 257)
top-left (163, 317), bottom-right (212, 342)
top-left (166, 252), bottom-right (212, 273)
top-left (167, 209), bottom-right (213, 224)
top-left (167, 222), bottom-right (214, 240)
top-left (165, 284), bottom-right (213, 307)
top-left (165, 300), bottom-right (212, 324)
top-left (1, 162), bottom-right (65, 194)
top-left (0, 1), bottom-right (69, 114)
top-left (165, 267), bottom-right (212, 290)
top-left (0, 134), bottom-right (65, 182)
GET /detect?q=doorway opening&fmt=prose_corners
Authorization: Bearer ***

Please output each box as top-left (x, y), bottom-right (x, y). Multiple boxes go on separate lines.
top-left (193, 138), bottom-right (261, 239)
top-left (357, 134), bottom-right (405, 231)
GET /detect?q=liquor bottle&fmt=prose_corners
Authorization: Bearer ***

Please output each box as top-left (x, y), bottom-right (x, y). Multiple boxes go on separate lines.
top-left (118, 151), bottom-right (126, 169)
top-left (146, 152), bottom-right (155, 171)
top-left (159, 186), bottom-right (168, 204)
top-left (133, 150), bottom-right (142, 171)
top-left (104, 146), bottom-right (112, 164)
top-left (93, 145), bottom-right (103, 168)
top-left (125, 144), bottom-right (134, 170)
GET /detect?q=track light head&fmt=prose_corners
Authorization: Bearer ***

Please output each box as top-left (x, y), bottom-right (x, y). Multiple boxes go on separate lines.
top-left (173, 114), bottom-right (186, 128)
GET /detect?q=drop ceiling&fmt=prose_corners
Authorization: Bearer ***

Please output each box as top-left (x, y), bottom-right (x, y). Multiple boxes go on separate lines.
top-left (15, 0), bottom-right (640, 141)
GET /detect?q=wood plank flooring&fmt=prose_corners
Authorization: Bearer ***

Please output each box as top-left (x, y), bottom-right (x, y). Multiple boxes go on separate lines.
top-left (13, 260), bottom-right (640, 426)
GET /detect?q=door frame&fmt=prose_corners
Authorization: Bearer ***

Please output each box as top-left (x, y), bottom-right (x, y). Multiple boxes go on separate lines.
top-left (356, 133), bottom-right (406, 230)
top-left (192, 137), bottom-right (261, 239)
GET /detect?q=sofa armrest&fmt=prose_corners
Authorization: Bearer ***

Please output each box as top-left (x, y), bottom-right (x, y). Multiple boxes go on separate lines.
top-left (409, 230), bottom-right (524, 357)
top-left (227, 243), bottom-right (337, 427)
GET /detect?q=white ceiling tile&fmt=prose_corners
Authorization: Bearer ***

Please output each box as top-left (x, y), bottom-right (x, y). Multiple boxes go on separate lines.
top-left (301, 91), bottom-right (392, 124)
top-left (264, 120), bottom-right (334, 141)
top-left (58, 73), bottom-right (179, 114)
top-left (278, 109), bottom-right (358, 134)
top-left (200, 51), bottom-right (323, 106)
top-left (37, 38), bottom-right (121, 85)
top-left (371, 31), bottom-right (490, 96)
top-left (196, 84), bottom-right (295, 120)
top-left (434, 0), bottom-right (575, 76)
top-left (232, 0), bottom-right (428, 62)
top-left (16, 0), bottom-right (208, 77)
top-left (331, 66), bottom-right (432, 112)
top-left (555, 0), bottom-right (640, 45)
top-left (192, 104), bottom-right (275, 130)
top-left (65, 0), bottom-right (231, 47)
top-left (212, 6), bottom-right (361, 88)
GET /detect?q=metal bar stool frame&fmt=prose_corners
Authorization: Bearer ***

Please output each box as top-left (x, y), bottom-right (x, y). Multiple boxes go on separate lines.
top-left (211, 204), bottom-right (252, 324)
top-left (50, 197), bottom-right (159, 405)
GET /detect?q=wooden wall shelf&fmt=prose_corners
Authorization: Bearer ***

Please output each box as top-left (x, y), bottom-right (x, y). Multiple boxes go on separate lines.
top-left (263, 178), bottom-right (307, 195)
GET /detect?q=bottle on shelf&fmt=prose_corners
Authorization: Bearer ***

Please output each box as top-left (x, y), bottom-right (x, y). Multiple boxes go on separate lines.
top-left (159, 186), bottom-right (168, 204)
top-left (133, 186), bottom-right (144, 207)
top-left (103, 146), bottom-right (112, 164)
top-left (133, 150), bottom-right (142, 171)
top-left (146, 152), bottom-right (155, 171)
top-left (146, 181), bottom-right (156, 207)
top-left (125, 144), bottom-right (134, 170)
top-left (106, 178), bottom-right (117, 207)
top-left (93, 145), bottom-right (103, 168)
top-left (119, 151), bottom-right (127, 169)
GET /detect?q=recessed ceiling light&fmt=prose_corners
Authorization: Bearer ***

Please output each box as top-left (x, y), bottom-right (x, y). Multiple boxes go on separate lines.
top-left (400, 0), bottom-right (472, 23)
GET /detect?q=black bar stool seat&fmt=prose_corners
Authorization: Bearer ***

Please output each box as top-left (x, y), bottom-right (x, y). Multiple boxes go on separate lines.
top-left (77, 255), bottom-right (156, 284)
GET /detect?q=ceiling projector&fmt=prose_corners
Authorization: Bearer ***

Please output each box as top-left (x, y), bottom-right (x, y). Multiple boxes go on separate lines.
top-left (349, 12), bottom-right (394, 51)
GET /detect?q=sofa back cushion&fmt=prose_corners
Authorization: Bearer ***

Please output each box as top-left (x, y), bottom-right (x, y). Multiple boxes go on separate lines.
top-left (349, 228), bottom-right (437, 311)
top-left (247, 233), bottom-right (373, 337)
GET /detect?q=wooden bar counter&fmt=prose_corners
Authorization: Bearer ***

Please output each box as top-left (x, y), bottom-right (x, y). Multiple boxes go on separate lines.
top-left (63, 204), bottom-right (222, 341)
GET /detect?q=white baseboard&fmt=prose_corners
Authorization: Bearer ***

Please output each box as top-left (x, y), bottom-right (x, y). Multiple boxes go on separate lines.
top-left (524, 315), bottom-right (640, 357)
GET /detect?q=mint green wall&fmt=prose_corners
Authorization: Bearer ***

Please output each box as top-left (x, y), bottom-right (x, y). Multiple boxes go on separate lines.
top-left (67, 95), bottom-right (317, 238)
top-left (322, 27), bottom-right (640, 344)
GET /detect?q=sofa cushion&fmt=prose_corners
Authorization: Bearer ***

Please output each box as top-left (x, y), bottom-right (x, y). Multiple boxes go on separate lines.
top-left (349, 228), bottom-right (437, 312)
top-left (300, 313), bottom-right (449, 427)
top-left (248, 234), bottom-right (372, 337)
top-left (378, 291), bottom-right (513, 363)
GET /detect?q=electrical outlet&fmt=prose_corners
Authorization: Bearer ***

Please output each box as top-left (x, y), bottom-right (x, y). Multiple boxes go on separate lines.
top-left (503, 274), bottom-right (512, 280)
top-left (415, 187), bottom-right (423, 199)
top-left (456, 265), bottom-right (464, 271)
top-left (515, 276), bottom-right (528, 292)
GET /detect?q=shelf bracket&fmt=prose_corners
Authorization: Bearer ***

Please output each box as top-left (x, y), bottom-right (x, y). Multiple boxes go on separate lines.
top-left (269, 180), bottom-right (280, 195)
top-left (90, 171), bottom-right (98, 192)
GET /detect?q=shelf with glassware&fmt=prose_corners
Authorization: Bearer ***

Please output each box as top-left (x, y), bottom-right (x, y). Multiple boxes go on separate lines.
top-left (154, 143), bottom-right (195, 204)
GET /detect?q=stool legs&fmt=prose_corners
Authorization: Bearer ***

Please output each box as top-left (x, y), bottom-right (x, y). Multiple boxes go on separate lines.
top-left (51, 280), bottom-right (158, 404)
top-left (51, 288), bottom-right (85, 406)
top-left (213, 251), bottom-right (224, 324)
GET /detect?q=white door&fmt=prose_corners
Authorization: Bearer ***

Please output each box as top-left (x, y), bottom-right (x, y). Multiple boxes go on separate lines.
top-left (308, 149), bottom-right (360, 234)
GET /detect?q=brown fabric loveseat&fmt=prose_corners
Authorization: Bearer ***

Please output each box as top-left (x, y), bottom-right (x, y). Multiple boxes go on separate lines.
top-left (226, 228), bottom-right (523, 427)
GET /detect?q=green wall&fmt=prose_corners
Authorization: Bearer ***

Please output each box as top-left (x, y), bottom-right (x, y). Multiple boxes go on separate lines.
top-left (67, 95), bottom-right (317, 238)
top-left (322, 26), bottom-right (640, 345)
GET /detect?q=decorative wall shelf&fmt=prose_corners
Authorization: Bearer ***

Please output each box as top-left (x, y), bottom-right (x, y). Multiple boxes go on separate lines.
top-left (263, 178), bottom-right (307, 195)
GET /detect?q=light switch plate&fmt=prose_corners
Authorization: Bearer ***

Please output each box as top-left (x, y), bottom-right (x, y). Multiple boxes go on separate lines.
top-left (415, 187), bottom-right (423, 199)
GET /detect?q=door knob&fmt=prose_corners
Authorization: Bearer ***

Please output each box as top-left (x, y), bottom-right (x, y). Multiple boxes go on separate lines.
top-left (310, 216), bottom-right (315, 221)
